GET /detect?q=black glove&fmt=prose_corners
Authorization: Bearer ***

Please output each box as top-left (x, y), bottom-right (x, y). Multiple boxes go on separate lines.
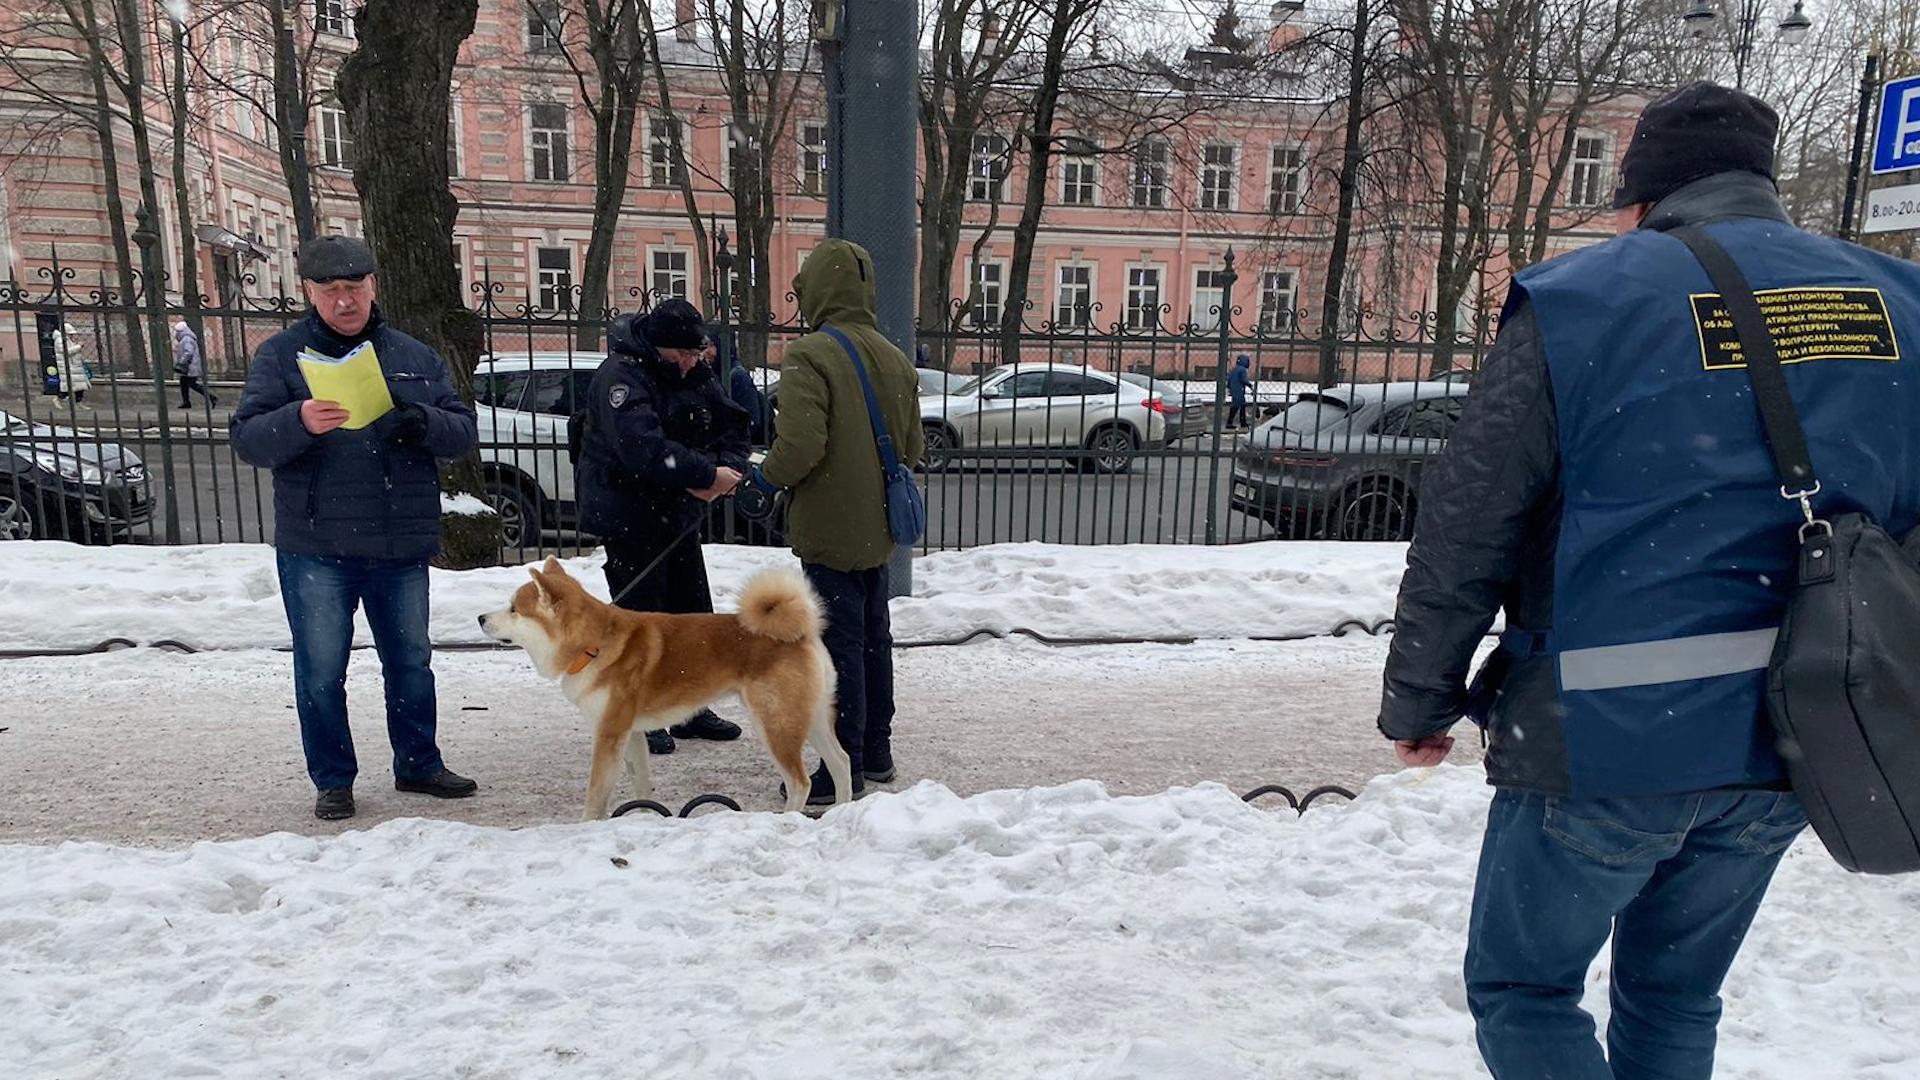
top-left (380, 402), bottom-right (429, 446)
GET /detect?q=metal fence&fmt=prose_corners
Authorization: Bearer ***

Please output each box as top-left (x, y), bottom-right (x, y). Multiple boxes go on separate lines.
top-left (1, 253), bottom-right (1495, 560)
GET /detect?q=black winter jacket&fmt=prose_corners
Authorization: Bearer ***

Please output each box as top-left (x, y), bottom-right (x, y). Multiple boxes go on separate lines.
top-left (229, 307), bottom-right (478, 560)
top-left (1378, 173), bottom-right (1797, 793)
top-left (575, 314), bottom-right (750, 542)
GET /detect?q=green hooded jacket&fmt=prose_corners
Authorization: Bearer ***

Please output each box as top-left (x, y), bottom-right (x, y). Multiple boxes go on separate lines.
top-left (761, 239), bottom-right (925, 572)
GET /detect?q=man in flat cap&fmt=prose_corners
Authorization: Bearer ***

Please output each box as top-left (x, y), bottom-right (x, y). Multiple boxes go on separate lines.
top-left (231, 235), bottom-right (481, 822)
top-left (1380, 82), bottom-right (1920, 1077)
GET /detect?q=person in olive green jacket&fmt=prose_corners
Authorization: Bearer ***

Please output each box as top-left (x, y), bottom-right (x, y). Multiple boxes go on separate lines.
top-left (747, 239), bottom-right (923, 805)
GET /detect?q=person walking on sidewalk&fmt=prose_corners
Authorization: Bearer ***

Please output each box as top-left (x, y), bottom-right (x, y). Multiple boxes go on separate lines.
top-left (173, 321), bottom-right (217, 409)
top-left (573, 298), bottom-right (752, 755)
top-left (1226, 354), bottom-right (1254, 428)
top-left (744, 240), bottom-right (923, 805)
top-left (1378, 83), bottom-right (1920, 1079)
top-left (229, 235), bottom-right (481, 822)
top-left (50, 325), bottom-right (92, 408)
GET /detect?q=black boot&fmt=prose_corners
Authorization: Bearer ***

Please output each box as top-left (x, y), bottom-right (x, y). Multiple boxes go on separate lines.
top-left (315, 787), bottom-right (355, 820)
top-left (863, 750), bottom-right (897, 785)
top-left (395, 767), bottom-right (478, 799)
top-left (670, 709), bottom-right (742, 741)
top-left (646, 729), bottom-right (676, 754)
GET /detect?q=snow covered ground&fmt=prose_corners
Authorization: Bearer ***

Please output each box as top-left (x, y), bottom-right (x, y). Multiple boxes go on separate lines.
top-left (0, 540), bottom-right (1412, 652)
top-left (1, 540), bottom-right (1914, 1078)
top-left (1, 768), bottom-right (1914, 1079)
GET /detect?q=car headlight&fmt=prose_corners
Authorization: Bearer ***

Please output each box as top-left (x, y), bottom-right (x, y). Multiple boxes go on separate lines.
top-left (31, 452), bottom-right (103, 485)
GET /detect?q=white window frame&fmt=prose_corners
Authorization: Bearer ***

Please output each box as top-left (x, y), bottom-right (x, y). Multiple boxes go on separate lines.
top-left (647, 115), bottom-right (690, 189)
top-left (1192, 267), bottom-right (1232, 331)
top-left (1268, 144), bottom-right (1305, 214)
top-left (314, 0), bottom-right (353, 39)
top-left (526, 0), bottom-right (564, 53)
top-left (971, 132), bottom-right (1010, 203)
top-left (1199, 142), bottom-right (1238, 212)
top-left (535, 244), bottom-right (574, 312)
top-left (968, 259), bottom-right (1005, 328)
top-left (1259, 269), bottom-right (1298, 332)
top-left (1124, 264), bottom-right (1163, 330)
top-left (648, 246), bottom-right (691, 302)
top-left (318, 104), bottom-right (352, 169)
top-left (1133, 139), bottom-right (1170, 209)
top-left (1568, 132), bottom-right (1610, 208)
top-left (448, 99), bottom-right (464, 178)
top-left (1054, 262), bottom-right (1095, 330)
top-left (798, 120), bottom-right (827, 195)
top-left (528, 100), bottom-right (571, 182)
top-left (1061, 154), bottom-right (1098, 206)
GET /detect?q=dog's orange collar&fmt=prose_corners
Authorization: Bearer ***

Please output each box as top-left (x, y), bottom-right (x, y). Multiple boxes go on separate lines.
top-left (565, 649), bottom-right (599, 676)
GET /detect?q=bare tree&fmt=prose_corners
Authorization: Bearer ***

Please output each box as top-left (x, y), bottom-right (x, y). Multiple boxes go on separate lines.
top-left (636, 0), bottom-right (710, 309)
top-left (336, 0), bottom-right (500, 566)
top-left (162, 3), bottom-right (205, 347)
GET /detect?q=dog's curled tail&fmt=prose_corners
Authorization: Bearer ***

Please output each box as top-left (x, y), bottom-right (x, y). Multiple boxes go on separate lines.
top-left (737, 568), bottom-right (823, 643)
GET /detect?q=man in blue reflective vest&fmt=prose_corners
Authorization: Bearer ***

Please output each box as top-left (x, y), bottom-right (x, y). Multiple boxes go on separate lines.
top-left (1379, 83), bottom-right (1920, 1079)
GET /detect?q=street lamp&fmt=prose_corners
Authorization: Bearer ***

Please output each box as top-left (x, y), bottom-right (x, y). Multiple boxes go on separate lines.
top-left (1680, 1), bottom-right (1814, 90)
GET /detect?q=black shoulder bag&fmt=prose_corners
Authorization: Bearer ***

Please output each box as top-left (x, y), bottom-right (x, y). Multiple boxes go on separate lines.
top-left (1673, 225), bottom-right (1920, 874)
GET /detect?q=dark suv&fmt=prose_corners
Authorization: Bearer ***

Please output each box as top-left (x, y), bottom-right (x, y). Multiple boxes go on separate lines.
top-left (1229, 382), bottom-right (1469, 540)
top-left (1, 411), bottom-right (153, 542)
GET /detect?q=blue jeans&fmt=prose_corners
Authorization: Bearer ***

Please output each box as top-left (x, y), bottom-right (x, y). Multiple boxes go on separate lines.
top-left (276, 552), bottom-right (444, 790)
top-left (1466, 788), bottom-right (1807, 1080)
top-left (802, 563), bottom-right (893, 779)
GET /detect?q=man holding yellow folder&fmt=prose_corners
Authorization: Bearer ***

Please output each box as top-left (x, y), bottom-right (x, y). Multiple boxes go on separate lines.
top-left (230, 236), bottom-right (480, 822)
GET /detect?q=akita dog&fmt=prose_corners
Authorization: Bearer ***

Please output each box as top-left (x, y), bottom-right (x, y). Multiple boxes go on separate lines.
top-left (479, 560), bottom-right (850, 817)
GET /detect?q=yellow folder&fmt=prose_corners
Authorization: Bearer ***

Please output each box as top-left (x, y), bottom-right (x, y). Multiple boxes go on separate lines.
top-left (295, 341), bottom-right (394, 430)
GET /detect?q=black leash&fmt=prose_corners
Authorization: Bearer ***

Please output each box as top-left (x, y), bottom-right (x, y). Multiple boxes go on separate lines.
top-left (605, 514), bottom-right (709, 609)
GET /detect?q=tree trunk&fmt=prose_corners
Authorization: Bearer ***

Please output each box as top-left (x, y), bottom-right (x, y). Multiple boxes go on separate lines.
top-left (104, 0), bottom-right (177, 378)
top-left (169, 15), bottom-right (206, 353)
top-left (336, 0), bottom-right (498, 568)
top-left (998, 0), bottom-right (1081, 363)
top-left (271, 0), bottom-right (317, 242)
top-left (576, 0), bottom-right (644, 348)
top-left (1316, 0), bottom-right (1371, 388)
top-left (73, 0), bottom-right (149, 378)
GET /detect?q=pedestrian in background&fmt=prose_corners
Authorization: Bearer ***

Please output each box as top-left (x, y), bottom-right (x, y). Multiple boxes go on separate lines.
top-left (174, 320), bottom-right (217, 409)
top-left (1226, 354), bottom-right (1254, 428)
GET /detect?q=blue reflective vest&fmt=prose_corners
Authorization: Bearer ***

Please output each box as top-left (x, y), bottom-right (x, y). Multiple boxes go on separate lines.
top-left (1512, 220), bottom-right (1920, 797)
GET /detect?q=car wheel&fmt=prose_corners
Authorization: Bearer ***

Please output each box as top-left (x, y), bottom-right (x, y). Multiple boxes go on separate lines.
top-left (483, 476), bottom-right (542, 549)
top-left (0, 488), bottom-right (41, 540)
top-left (1337, 481), bottom-right (1414, 541)
top-left (920, 422), bottom-right (955, 473)
top-left (1083, 425), bottom-right (1137, 475)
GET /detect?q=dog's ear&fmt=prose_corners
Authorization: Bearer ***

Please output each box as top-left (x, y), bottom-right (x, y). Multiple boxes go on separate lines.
top-left (542, 556), bottom-right (567, 579)
top-left (527, 565), bottom-right (554, 606)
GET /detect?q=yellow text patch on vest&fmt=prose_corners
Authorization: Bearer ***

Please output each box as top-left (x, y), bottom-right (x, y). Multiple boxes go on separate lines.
top-left (1690, 287), bottom-right (1900, 371)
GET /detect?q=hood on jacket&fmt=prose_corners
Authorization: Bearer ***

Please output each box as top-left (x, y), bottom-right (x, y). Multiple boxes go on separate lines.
top-left (607, 312), bottom-right (656, 359)
top-left (794, 238), bottom-right (879, 329)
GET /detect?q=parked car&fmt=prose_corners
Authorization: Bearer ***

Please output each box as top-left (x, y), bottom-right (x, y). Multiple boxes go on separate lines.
top-left (918, 363), bottom-right (1170, 474)
top-left (1, 411), bottom-right (152, 542)
top-left (918, 368), bottom-right (971, 397)
top-left (1117, 372), bottom-right (1211, 441)
top-left (472, 352), bottom-right (778, 548)
top-left (1228, 381), bottom-right (1470, 540)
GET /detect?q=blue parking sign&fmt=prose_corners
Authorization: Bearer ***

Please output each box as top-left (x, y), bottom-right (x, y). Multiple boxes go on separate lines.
top-left (1873, 75), bottom-right (1920, 174)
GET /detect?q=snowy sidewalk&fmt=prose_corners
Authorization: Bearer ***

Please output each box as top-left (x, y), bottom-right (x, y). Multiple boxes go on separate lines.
top-left (0, 636), bottom-right (1439, 843)
top-left (2, 768), bottom-right (1913, 1080)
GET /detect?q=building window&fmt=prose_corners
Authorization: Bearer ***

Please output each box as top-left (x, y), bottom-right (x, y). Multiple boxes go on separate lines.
top-left (1200, 143), bottom-right (1238, 211)
top-left (648, 116), bottom-right (688, 188)
top-left (1268, 145), bottom-right (1304, 214)
top-left (971, 133), bottom-right (1009, 202)
top-left (318, 105), bottom-right (353, 168)
top-left (536, 246), bottom-right (573, 311)
top-left (1125, 266), bottom-right (1162, 330)
top-left (1260, 270), bottom-right (1297, 332)
top-left (529, 102), bottom-right (570, 182)
top-left (314, 0), bottom-right (352, 38)
top-left (650, 248), bottom-right (689, 301)
top-left (1463, 129), bottom-right (1487, 189)
top-left (1133, 139), bottom-right (1169, 208)
top-left (1193, 268), bottom-right (1232, 331)
top-left (1568, 134), bottom-right (1609, 208)
top-left (968, 261), bottom-right (1004, 328)
top-left (448, 101), bottom-right (463, 178)
top-left (799, 122), bottom-right (827, 195)
top-left (1061, 156), bottom-right (1097, 206)
top-left (527, 0), bottom-right (563, 53)
top-left (1054, 264), bottom-right (1092, 329)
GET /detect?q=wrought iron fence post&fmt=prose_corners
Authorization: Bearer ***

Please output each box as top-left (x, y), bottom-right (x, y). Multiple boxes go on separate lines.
top-left (134, 205), bottom-right (182, 544)
top-left (1204, 248), bottom-right (1238, 546)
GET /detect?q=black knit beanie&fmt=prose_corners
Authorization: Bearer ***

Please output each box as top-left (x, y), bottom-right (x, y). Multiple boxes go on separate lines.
top-left (1612, 82), bottom-right (1779, 210)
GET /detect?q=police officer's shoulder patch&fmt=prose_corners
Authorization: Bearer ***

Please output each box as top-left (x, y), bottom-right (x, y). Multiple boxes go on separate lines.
top-left (609, 384), bottom-right (629, 409)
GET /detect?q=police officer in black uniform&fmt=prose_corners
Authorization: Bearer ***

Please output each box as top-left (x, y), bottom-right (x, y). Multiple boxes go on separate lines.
top-left (575, 298), bottom-right (751, 753)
